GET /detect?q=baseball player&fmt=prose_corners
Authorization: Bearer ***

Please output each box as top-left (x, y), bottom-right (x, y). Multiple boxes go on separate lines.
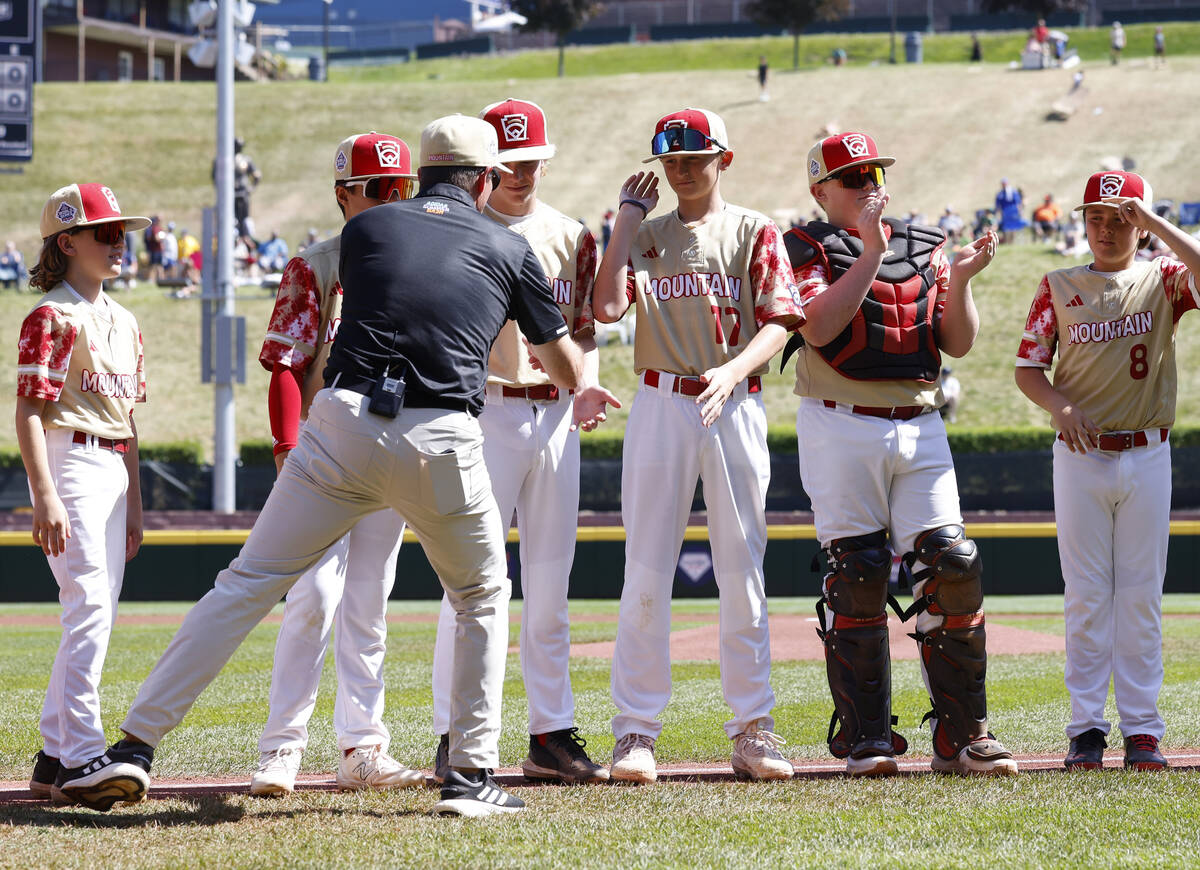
top-left (1015, 171), bottom-right (1200, 771)
top-left (593, 108), bottom-right (804, 783)
top-left (17, 184), bottom-right (149, 801)
top-left (429, 99), bottom-right (617, 784)
top-left (250, 132), bottom-right (422, 794)
top-left (783, 132), bottom-right (1017, 777)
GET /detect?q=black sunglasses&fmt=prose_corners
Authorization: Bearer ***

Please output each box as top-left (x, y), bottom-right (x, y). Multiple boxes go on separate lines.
top-left (484, 167), bottom-right (501, 188)
top-left (73, 222), bottom-right (126, 246)
top-left (826, 164), bottom-right (886, 190)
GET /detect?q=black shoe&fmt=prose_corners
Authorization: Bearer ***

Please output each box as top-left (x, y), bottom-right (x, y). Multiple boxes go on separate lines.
top-left (522, 728), bottom-right (610, 784)
top-left (433, 769), bottom-right (525, 817)
top-left (433, 733), bottom-right (449, 784)
top-left (30, 750), bottom-right (61, 799)
top-left (56, 739), bottom-right (153, 811)
top-left (1064, 728), bottom-right (1107, 770)
top-left (1124, 734), bottom-right (1168, 771)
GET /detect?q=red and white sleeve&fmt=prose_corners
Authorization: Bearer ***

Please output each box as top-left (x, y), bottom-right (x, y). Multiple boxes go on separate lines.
top-left (751, 222), bottom-right (805, 329)
top-left (1016, 276), bottom-right (1056, 369)
top-left (573, 229), bottom-right (597, 338)
top-left (17, 305), bottom-right (77, 401)
top-left (1160, 257), bottom-right (1200, 323)
top-left (259, 256), bottom-right (321, 374)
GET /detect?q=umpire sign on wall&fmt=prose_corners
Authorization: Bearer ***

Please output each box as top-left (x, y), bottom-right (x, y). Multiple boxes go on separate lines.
top-left (1, 0), bottom-right (35, 162)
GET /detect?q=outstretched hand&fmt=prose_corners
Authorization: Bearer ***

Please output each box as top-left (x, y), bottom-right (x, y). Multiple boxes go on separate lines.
top-left (619, 171), bottom-right (660, 217)
top-left (572, 384), bottom-right (622, 432)
top-left (951, 229), bottom-right (998, 281)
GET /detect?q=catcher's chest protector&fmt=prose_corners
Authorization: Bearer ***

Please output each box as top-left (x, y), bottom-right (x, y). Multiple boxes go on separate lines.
top-left (785, 218), bottom-right (945, 382)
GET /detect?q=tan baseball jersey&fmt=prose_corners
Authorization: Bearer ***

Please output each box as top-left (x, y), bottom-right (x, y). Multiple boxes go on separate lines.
top-left (624, 205), bottom-right (803, 376)
top-left (484, 202), bottom-right (596, 388)
top-left (259, 236), bottom-right (342, 414)
top-left (1016, 258), bottom-right (1198, 431)
top-left (17, 283), bottom-right (145, 440)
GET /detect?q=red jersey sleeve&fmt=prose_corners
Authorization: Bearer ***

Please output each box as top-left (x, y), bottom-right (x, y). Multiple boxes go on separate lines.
top-left (750, 222), bottom-right (805, 329)
top-left (259, 256), bottom-right (321, 373)
top-left (16, 305), bottom-right (77, 401)
top-left (1016, 276), bottom-right (1057, 368)
top-left (1160, 256), bottom-right (1199, 323)
top-left (929, 245), bottom-right (952, 315)
top-left (624, 255), bottom-right (637, 303)
top-left (573, 229), bottom-right (597, 338)
top-left (793, 259), bottom-right (830, 306)
top-left (135, 328), bottom-right (147, 403)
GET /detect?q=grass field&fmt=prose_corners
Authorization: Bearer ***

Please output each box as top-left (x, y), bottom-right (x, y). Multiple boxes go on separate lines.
top-left (2, 596), bottom-right (1200, 867)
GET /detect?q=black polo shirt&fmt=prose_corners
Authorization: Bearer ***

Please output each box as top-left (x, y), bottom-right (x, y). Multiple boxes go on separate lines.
top-left (325, 183), bottom-right (569, 416)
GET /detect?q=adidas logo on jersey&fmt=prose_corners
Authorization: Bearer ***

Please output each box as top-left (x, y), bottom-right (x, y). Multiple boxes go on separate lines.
top-left (1065, 294), bottom-right (1084, 308)
top-left (643, 246), bottom-right (659, 259)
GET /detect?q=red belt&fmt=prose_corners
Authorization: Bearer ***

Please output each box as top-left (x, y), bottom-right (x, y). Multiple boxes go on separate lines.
top-left (823, 400), bottom-right (927, 421)
top-left (500, 384), bottom-right (569, 401)
top-left (72, 431), bottom-right (129, 454)
top-left (643, 370), bottom-right (761, 396)
top-left (1058, 428), bottom-right (1169, 451)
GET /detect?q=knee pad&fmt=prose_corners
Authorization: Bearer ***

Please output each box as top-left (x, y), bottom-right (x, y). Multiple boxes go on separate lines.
top-left (819, 530), bottom-right (893, 621)
top-left (917, 619), bottom-right (990, 759)
top-left (902, 525), bottom-right (983, 619)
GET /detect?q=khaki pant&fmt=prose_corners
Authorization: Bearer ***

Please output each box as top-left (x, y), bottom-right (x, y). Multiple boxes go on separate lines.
top-left (121, 388), bottom-right (510, 769)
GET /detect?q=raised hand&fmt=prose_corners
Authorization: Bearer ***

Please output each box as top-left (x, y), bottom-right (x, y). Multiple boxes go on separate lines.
top-left (619, 171), bottom-right (660, 218)
top-left (951, 229), bottom-right (998, 281)
top-left (857, 191), bottom-right (890, 254)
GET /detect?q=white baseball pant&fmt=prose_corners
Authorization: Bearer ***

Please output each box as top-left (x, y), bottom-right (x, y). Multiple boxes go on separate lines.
top-left (432, 386), bottom-right (579, 736)
top-left (611, 377), bottom-right (776, 741)
top-left (258, 506), bottom-right (404, 755)
top-left (1053, 437), bottom-right (1170, 741)
top-left (37, 428), bottom-right (130, 769)
top-left (120, 389), bottom-right (511, 769)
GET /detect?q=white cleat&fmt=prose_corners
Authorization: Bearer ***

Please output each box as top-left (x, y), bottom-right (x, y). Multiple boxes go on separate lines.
top-left (250, 747), bottom-right (302, 796)
top-left (337, 745), bottom-right (424, 791)
top-left (931, 738), bottom-right (1019, 776)
top-left (610, 733), bottom-right (657, 784)
top-left (731, 720), bottom-right (794, 781)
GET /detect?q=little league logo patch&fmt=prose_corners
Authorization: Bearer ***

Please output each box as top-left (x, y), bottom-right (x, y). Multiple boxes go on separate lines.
top-left (809, 159), bottom-right (820, 177)
top-left (501, 113), bottom-right (528, 142)
top-left (335, 150), bottom-right (348, 172)
top-left (1099, 173), bottom-right (1126, 198)
top-left (842, 134), bottom-right (871, 159)
top-left (100, 186), bottom-right (120, 212)
top-left (56, 202), bottom-right (77, 224)
top-left (663, 119), bottom-right (690, 130)
top-left (375, 140), bottom-right (402, 168)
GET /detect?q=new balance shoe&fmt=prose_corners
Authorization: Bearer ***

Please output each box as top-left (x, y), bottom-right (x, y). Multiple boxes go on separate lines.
top-left (337, 745), bottom-right (424, 790)
top-left (433, 733), bottom-right (449, 784)
top-left (1064, 728), bottom-right (1107, 771)
top-left (250, 747), bottom-right (302, 796)
top-left (433, 769), bottom-right (525, 817)
top-left (610, 733), bottom-right (656, 784)
top-left (56, 739), bottom-right (153, 811)
top-left (731, 720), bottom-right (794, 781)
top-left (1123, 734), bottom-right (1168, 771)
top-left (522, 728), bottom-right (609, 784)
top-left (30, 750), bottom-right (61, 799)
top-left (930, 736), bottom-right (1018, 776)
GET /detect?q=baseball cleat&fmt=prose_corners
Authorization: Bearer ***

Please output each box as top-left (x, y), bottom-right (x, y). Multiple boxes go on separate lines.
top-left (433, 769), bottom-right (525, 817)
top-left (250, 747), bottom-right (302, 796)
top-left (731, 719), bottom-right (794, 781)
top-left (1123, 734), bottom-right (1168, 771)
top-left (433, 733), bottom-right (449, 784)
top-left (846, 753), bottom-right (900, 777)
top-left (610, 733), bottom-right (657, 784)
top-left (522, 728), bottom-right (609, 785)
top-left (1064, 728), bottom-right (1107, 771)
top-left (56, 739), bottom-right (153, 811)
top-left (29, 750), bottom-right (61, 799)
top-left (336, 745), bottom-right (423, 791)
top-left (930, 736), bottom-right (1018, 776)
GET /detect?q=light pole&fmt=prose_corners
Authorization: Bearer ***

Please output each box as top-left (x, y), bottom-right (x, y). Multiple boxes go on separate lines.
top-left (212, 0), bottom-right (237, 513)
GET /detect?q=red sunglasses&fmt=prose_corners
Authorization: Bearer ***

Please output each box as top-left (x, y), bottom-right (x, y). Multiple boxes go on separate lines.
top-left (74, 222), bottom-right (126, 246)
top-left (346, 176), bottom-right (417, 202)
top-left (827, 164), bottom-right (886, 190)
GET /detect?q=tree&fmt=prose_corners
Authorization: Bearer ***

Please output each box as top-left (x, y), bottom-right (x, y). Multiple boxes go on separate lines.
top-left (746, 0), bottom-right (850, 69)
top-left (982, 0), bottom-right (1087, 18)
top-left (510, 0), bottom-right (602, 78)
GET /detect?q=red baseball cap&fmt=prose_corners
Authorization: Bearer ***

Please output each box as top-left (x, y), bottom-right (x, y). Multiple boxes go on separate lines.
top-left (334, 131), bottom-right (416, 182)
top-left (806, 132), bottom-right (895, 183)
top-left (39, 183), bottom-right (150, 240)
top-left (479, 98), bottom-right (557, 162)
top-left (642, 108), bottom-right (729, 163)
top-left (1073, 170), bottom-right (1153, 212)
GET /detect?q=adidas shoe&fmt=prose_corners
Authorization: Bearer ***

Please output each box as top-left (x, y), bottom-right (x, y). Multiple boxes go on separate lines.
top-left (336, 745), bottom-right (424, 791)
top-left (1123, 734), bottom-right (1168, 771)
top-left (30, 750), bottom-right (61, 799)
top-left (55, 739), bottom-right (153, 811)
top-left (930, 735), bottom-right (1018, 776)
top-left (433, 769), bottom-right (526, 817)
top-left (522, 728), bottom-right (609, 784)
top-left (731, 720), bottom-right (794, 781)
top-left (610, 733), bottom-right (657, 784)
top-left (433, 733), bottom-right (449, 784)
top-left (1064, 728), bottom-right (1107, 771)
top-left (250, 747), bottom-right (302, 796)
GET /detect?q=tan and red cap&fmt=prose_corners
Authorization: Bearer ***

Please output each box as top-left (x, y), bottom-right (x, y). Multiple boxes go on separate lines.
top-left (1073, 170), bottom-right (1154, 212)
top-left (806, 132), bottom-right (895, 183)
top-left (480, 98), bottom-right (557, 162)
top-left (419, 114), bottom-right (512, 173)
top-left (642, 107), bottom-right (729, 163)
top-left (40, 183), bottom-right (150, 240)
top-left (334, 131), bottom-right (416, 182)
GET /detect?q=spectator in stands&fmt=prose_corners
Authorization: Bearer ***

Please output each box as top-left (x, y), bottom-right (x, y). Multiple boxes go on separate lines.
top-left (937, 205), bottom-right (965, 247)
top-left (1153, 26), bottom-right (1166, 68)
top-left (969, 32), bottom-right (982, 63)
top-left (1033, 19), bottom-right (1049, 60)
top-left (256, 230), bottom-right (289, 273)
top-left (831, 47), bottom-right (847, 66)
top-left (1032, 194), bottom-right (1063, 243)
top-left (1110, 21), bottom-right (1126, 64)
top-left (995, 179), bottom-right (1026, 244)
top-left (0, 240), bottom-right (28, 290)
top-left (115, 231), bottom-right (138, 289)
top-left (973, 207), bottom-right (997, 238)
top-left (161, 221), bottom-right (179, 279)
top-left (1055, 214), bottom-right (1088, 257)
top-left (298, 227), bottom-right (320, 253)
top-left (234, 233), bottom-right (259, 281)
top-left (144, 216), bottom-right (164, 282)
top-left (905, 208), bottom-right (927, 225)
top-left (601, 209), bottom-right (615, 252)
top-left (758, 55), bottom-right (770, 101)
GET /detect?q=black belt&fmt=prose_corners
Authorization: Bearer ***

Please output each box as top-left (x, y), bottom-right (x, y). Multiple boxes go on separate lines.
top-left (331, 376), bottom-right (475, 415)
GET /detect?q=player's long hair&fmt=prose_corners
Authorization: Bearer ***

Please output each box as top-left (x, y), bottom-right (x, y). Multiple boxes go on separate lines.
top-left (28, 232), bottom-right (72, 292)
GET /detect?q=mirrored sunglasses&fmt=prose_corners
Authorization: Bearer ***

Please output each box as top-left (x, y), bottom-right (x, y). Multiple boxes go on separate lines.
top-left (650, 127), bottom-right (725, 157)
top-left (829, 164), bottom-right (886, 189)
top-left (348, 176), bottom-right (417, 202)
top-left (74, 222), bottom-right (126, 246)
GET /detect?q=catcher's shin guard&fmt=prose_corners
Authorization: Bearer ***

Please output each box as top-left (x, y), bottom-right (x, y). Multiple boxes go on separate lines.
top-left (816, 531), bottom-right (908, 761)
top-left (902, 525), bottom-right (990, 757)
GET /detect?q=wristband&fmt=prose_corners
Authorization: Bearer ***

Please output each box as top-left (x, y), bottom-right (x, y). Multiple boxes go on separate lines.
top-left (620, 199), bottom-right (649, 217)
